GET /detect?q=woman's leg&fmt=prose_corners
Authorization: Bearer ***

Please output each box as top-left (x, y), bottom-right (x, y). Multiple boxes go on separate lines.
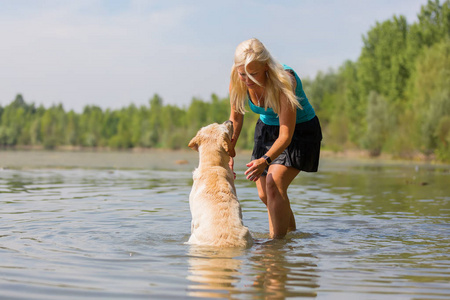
top-left (256, 165), bottom-right (299, 238)
top-left (255, 177), bottom-right (273, 234)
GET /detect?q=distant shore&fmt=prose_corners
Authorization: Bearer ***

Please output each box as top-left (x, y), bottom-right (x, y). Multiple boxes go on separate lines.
top-left (320, 149), bottom-right (439, 164)
top-left (0, 145), bottom-right (442, 165)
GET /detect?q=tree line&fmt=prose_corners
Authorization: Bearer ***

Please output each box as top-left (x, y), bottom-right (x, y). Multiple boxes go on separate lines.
top-left (0, 93), bottom-right (248, 151)
top-left (1, 0), bottom-right (449, 161)
top-left (304, 0), bottom-right (450, 161)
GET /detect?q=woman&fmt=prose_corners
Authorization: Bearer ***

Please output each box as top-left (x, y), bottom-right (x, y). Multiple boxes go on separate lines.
top-left (228, 38), bottom-right (322, 239)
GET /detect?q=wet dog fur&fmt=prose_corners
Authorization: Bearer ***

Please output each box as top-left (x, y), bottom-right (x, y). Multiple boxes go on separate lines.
top-left (187, 120), bottom-right (253, 248)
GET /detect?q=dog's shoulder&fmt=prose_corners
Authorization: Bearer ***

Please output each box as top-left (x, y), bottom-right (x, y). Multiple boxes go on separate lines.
top-left (192, 168), bottom-right (199, 180)
top-left (194, 166), bottom-right (230, 180)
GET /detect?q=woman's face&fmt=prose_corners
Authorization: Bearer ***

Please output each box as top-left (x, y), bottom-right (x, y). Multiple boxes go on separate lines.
top-left (237, 61), bottom-right (267, 89)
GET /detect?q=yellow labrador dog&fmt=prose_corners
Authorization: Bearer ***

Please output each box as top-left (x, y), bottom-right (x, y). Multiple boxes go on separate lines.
top-left (187, 120), bottom-right (253, 248)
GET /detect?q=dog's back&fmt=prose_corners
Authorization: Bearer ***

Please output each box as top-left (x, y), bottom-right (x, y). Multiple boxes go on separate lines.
top-left (188, 166), bottom-right (252, 248)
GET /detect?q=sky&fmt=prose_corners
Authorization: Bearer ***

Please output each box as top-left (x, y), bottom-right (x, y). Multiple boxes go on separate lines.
top-left (0, 0), bottom-right (429, 112)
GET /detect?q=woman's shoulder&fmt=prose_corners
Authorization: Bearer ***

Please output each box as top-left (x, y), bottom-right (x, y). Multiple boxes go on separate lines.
top-left (282, 65), bottom-right (297, 90)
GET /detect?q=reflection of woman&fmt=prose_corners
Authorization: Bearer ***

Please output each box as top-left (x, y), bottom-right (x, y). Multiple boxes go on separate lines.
top-left (251, 242), bottom-right (319, 297)
top-left (228, 38), bottom-right (322, 238)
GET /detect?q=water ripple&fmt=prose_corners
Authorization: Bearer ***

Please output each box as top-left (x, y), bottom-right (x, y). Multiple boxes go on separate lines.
top-left (0, 156), bottom-right (449, 299)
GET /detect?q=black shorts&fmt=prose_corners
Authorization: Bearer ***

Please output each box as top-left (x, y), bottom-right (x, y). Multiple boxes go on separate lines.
top-left (251, 115), bottom-right (322, 175)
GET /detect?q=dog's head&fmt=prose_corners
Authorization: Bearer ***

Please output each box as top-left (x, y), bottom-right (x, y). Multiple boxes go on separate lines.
top-left (188, 120), bottom-right (234, 153)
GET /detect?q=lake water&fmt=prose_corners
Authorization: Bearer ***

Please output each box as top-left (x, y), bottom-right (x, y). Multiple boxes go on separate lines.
top-left (1, 150), bottom-right (449, 299)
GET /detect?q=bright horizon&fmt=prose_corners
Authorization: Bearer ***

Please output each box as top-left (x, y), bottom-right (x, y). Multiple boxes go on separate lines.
top-left (1, 0), bottom-right (428, 112)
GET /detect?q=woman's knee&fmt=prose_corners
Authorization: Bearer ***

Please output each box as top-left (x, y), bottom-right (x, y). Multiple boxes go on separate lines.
top-left (258, 189), bottom-right (267, 205)
top-left (265, 175), bottom-right (282, 200)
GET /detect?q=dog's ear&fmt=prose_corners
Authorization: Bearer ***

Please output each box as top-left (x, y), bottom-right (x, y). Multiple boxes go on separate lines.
top-left (188, 136), bottom-right (199, 152)
top-left (222, 134), bottom-right (231, 154)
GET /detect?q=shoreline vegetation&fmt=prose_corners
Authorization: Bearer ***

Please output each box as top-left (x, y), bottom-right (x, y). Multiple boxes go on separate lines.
top-left (0, 145), bottom-right (443, 166)
top-left (1, 1), bottom-right (449, 163)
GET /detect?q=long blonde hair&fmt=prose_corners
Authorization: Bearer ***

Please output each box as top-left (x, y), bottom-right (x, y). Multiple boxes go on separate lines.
top-left (230, 38), bottom-right (302, 115)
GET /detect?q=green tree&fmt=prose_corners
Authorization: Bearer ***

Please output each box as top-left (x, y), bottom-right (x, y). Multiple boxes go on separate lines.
top-left (407, 38), bottom-right (450, 153)
top-left (79, 105), bottom-right (103, 147)
top-left (40, 104), bottom-right (66, 149)
top-left (358, 15), bottom-right (409, 105)
top-left (340, 60), bottom-right (361, 145)
top-left (435, 115), bottom-right (450, 160)
top-left (364, 92), bottom-right (390, 156)
top-left (0, 94), bottom-right (34, 146)
top-left (147, 94), bottom-right (164, 147)
top-left (66, 111), bottom-right (79, 146)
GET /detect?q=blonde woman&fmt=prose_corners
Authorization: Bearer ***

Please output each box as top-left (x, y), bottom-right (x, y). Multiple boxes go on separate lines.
top-left (228, 38), bottom-right (322, 238)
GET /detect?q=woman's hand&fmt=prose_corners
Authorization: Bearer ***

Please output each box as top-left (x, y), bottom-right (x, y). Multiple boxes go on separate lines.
top-left (228, 138), bottom-right (236, 158)
top-left (244, 158), bottom-right (267, 182)
top-left (229, 157), bottom-right (236, 179)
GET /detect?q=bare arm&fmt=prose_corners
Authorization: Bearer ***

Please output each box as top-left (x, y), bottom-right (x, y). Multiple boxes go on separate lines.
top-left (257, 70), bottom-right (297, 162)
top-left (228, 83), bottom-right (244, 158)
top-left (263, 92), bottom-right (296, 162)
top-left (244, 92), bottom-right (296, 181)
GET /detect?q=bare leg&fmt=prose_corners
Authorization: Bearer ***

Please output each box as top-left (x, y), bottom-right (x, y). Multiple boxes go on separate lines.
top-left (256, 177), bottom-right (274, 234)
top-left (256, 165), bottom-right (299, 238)
top-left (288, 210), bottom-right (296, 233)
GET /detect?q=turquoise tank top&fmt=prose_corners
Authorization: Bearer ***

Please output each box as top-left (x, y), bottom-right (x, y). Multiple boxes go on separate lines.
top-left (249, 65), bottom-right (315, 125)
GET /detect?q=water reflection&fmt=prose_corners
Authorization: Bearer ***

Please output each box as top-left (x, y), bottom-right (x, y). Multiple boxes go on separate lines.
top-left (250, 237), bottom-right (319, 299)
top-left (187, 245), bottom-right (246, 298)
top-left (1, 154), bottom-right (448, 299)
top-left (187, 235), bottom-right (319, 299)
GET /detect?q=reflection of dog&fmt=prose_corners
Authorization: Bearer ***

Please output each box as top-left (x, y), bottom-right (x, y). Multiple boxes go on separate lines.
top-left (187, 246), bottom-right (246, 298)
top-left (187, 120), bottom-right (253, 248)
